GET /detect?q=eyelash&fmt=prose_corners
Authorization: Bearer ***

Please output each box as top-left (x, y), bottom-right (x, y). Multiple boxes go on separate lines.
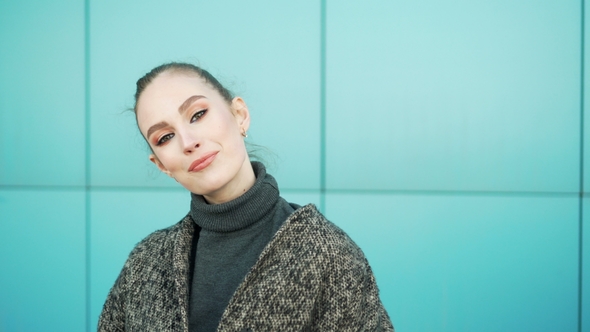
top-left (156, 133), bottom-right (174, 146)
top-left (191, 109), bottom-right (207, 123)
top-left (155, 109), bottom-right (208, 146)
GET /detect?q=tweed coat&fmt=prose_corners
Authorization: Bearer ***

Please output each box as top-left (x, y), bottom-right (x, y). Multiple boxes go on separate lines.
top-left (98, 204), bottom-right (394, 331)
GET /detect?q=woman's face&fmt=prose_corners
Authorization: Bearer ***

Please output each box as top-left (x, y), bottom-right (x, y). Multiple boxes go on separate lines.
top-left (136, 71), bottom-right (253, 204)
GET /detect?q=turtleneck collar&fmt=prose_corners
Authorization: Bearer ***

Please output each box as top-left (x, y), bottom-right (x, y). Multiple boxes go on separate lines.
top-left (189, 162), bottom-right (280, 232)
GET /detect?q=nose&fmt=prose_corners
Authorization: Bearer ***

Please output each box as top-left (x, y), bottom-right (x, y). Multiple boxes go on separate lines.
top-left (180, 130), bottom-right (201, 155)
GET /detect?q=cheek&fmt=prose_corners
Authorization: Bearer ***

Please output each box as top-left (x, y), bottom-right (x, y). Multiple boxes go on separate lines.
top-left (216, 115), bottom-right (241, 144)
top-left (229, 135), bottom-right (248, 160)
top-left (156, 151), bottom-right (180, 170)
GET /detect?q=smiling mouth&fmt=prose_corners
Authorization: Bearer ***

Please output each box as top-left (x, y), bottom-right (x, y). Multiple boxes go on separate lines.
top-left (188, 152), bottom-right (218, 172)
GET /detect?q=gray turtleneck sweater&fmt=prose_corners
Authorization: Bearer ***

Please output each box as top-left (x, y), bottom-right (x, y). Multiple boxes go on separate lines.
top-left (188, 162), bottom-right (297, 332)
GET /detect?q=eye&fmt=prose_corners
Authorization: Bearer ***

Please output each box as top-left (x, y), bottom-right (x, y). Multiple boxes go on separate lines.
top-left (190, 109), bottom-right (207, 123)
top-left (156, 133), bottom-right (174, 146)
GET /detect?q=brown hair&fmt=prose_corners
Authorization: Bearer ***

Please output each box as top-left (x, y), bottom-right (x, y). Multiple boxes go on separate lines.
top-left (133, 62), bottom-right (234, 114)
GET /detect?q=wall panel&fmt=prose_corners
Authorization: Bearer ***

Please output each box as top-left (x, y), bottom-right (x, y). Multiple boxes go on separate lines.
top-left (0, 189), bottom-right (86, 331)
top-left (325, 193), bottom-right (578, 331)
top-left (0, 0), bottom-right (85, 186)
top-left (326, 0), bottom-right (580, 192)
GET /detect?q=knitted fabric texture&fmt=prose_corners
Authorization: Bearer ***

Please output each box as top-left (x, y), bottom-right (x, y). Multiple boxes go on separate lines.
top-left (98, 204), bottom-right (394, 332)
top-left (189, 162), bottom-right (281, 232)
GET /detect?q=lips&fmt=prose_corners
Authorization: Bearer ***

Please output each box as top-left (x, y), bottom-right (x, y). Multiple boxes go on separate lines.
top-left (188, 151), bottom-right (218, 172)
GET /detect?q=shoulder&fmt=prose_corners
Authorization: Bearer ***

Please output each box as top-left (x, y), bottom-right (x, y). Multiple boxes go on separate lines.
top-left (285, 206), bottom-right (393, 329)
top-left (278, 204), bottom-right (368, 269)
top-left (124, 214), bottom-right (193, 266)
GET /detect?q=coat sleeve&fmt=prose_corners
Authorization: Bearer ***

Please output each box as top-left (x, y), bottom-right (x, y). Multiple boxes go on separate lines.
top-left (97, 263), bottom-right (128, 332)
top-left (314, 244), bottom-right (394, 332)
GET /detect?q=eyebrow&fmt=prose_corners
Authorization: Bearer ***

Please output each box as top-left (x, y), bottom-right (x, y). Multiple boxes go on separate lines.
top-left (178, 95), bottom-right (206, 114)
top-left (146, 95), bottom-right (206, 140)
top-left (146, 121), bottom-right (169, 140)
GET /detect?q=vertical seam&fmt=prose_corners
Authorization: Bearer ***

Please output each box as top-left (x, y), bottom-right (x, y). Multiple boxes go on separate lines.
top-left (84, 0), bottom-right (91, 330)
top-left (320, 0), bottom-right (327, 214)
top-left (579, 1), bottom-right (585, 331)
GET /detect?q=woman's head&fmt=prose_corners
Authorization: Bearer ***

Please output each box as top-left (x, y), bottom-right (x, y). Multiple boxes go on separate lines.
top-left (134, 62), bottom-right (255, 204)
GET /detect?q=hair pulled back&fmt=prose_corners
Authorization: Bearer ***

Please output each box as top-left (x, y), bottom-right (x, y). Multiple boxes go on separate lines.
top-left (133, 62), bottom-right (234, 113)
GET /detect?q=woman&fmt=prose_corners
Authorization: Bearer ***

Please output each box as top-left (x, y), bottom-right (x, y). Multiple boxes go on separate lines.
top-left (98, 62), bottom-right (394, 332)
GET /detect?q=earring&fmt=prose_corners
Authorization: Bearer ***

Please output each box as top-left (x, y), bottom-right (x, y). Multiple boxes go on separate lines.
top-left (241, 130), bottom-right (248, 138)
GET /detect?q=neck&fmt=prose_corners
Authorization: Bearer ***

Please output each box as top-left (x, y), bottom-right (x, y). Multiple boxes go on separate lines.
top-left (190, 162), bottom-right (280, 232)
top-left (203, 158), bottom-right (256, 204)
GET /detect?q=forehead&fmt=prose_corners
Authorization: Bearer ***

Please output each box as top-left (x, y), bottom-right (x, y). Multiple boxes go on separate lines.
top-left (138, 72), bottom-right (213, 107)
top-left (137, 72), bottom-right (215, 113)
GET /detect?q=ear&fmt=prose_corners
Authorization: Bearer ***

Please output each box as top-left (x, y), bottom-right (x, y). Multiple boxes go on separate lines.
top-left (149, 154), bottom-right (172, 177)
top-left (230, 97), bottom-right (250, 133)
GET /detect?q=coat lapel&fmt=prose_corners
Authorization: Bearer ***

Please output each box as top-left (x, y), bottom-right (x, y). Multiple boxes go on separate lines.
top-left (172, 215), bottom-right (196, 332)
top-left (216, 204), bottom-right (319, 330)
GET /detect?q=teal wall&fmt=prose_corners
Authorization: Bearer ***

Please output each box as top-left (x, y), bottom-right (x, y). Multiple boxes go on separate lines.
top-left (0, 0), bottom-right (584, 331)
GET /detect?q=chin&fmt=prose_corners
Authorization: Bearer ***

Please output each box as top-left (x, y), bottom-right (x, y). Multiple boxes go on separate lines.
top-left (178, 161), bottom-right (244, 198)
top-left (183, 178), bottom-right (228, 197)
